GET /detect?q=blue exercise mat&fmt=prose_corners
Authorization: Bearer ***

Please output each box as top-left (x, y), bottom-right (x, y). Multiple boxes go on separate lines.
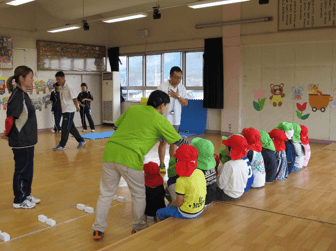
top-left (81, 130), bottom-right (115, 140)
top-left (179, 99), bottom-right (207, 137)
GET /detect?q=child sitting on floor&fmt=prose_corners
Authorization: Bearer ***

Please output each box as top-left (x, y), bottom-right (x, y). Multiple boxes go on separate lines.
top-left (216, 135), bottom-right (254, 201)
top-left (156, 145), bottom-right (206, 221)
top-left (259, 131), bottom-right (278, 183)
top-left (242, 128), bottom-right (265, 189)
top-left (268, 129), bottom-right (288, 180)
top-left (275, 122), bottom-right (296, 175)
top-left (300, 125), bottom-right (311, 167)
top-left (166, 157), bottom-right (179, 202)
top-left (191, 137), bottom-right (217, 206)
top-left (292, 123), bottom-right (306, 171)
top-left (144, 162), bottom-right (166, 221)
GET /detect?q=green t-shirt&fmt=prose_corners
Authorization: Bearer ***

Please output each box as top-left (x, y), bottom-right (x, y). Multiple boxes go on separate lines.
top-left (175, 169), bottom-right (207, 214)
top-left (103, 105), bottom-right (182, 171)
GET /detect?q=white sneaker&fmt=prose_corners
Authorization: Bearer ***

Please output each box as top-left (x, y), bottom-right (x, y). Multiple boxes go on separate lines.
top-left (82, 129), bottom-right (87, 132)
top-left (26, 195), bottom-right (41, 204)
top-left (13, 199), bottom-right (36, 209)
top-left (51, 129), bottom-right (56, 133)
top-left (91, 129), bottom-right (95, 132)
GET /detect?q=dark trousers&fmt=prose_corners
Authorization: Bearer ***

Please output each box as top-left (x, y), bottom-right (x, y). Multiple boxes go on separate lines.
top-left (80, 107), bottom-right (95, 130)
top-left (216, 187), bottom-right (240, 201)
top-left (53, 110), bottom-right (62, 132)
top-left (59, 112), bottom-right (84, 147)
top-left (12, 146), bottom-right (34, 203)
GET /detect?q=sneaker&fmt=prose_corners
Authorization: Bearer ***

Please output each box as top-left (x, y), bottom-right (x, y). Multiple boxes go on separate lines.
top-left (82, 129), bottom-right (87, 132)
top-left (58, 130), bottom-right (62, 134)
top-left (13, 199), bottom-right (36, 209)
top-left (159, 164), bottom-right (166, 173)
top-left (77, 141), bottom-right (86, 148)
top-left (51, 129), bottom-right (56, 133)
top-left (53, 145), bottom-right (65, 151)
top-left (93, 230), bottom-right (104, 240)
top-left (91, 129), bottom-right (95, 132)
top-left (131, 229), bottom-right (137, 234)
top-left (26, 195), bottom-right (41, 204)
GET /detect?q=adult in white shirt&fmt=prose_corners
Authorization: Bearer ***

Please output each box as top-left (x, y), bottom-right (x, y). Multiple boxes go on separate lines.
top-left (157, 66), bottom-right (188, 172)
top-left (53, 71), bottom-right (85, 150)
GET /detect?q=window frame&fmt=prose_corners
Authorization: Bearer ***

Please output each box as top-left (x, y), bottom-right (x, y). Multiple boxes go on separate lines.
top-left (119, 48), bottom-right (204, 101)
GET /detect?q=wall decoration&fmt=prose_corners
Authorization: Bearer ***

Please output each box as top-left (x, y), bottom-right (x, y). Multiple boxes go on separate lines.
top-left (26, 86), bottom-right (33, 95)
top-left (42, 94), bottom-right (51, 108)
top-left (34, 80), bottom-right (46, 94)
top-left (308, 84), bottom-right (323, 95)
top-left (0, 77), bottom-right (6, 95)
top-left (270, 84), bottom-right (285, 107)
top-left (291, 86), bottom-right (304, 101)
top-left (296, 102), bottom-right (310, 120)
top-left (32, 98), bottom-right (43, 111)
top-left (0, 37), bottom-right (13, 69)
top-left (309, 94), bottom-right (333, 112)
top-left (253, 89), bottom-right (266, 111)
top-left (46, 79), bottom-right (56, 92)
top-left (331, 85), bottom-right (336, 108)
top-left (2, 96), bottom-right (9, 110)
top-left (37, 40), bottom-right (106, 72)
top-left (278, 0), bottom-right (336, 31)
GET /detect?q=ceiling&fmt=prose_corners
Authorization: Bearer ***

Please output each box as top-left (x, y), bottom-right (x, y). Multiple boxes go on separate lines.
top-left (0, 0), bottom-right (199, 20)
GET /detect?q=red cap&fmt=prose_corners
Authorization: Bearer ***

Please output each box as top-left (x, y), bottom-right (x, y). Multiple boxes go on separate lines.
top-left (268, 129), bottom-right (287, 151)
top-left (143, 162), bottom-right (163, 187)
top-left (214, 154), bottom-right (220, 164)
top-left (300, 125), bottom-right (309, 145)
top-left (222, 135), bottom-right (249, 160)
top-left (242, 127), bottom-right (262, 152)
top-left (173, 145), bottom-right (198, 177)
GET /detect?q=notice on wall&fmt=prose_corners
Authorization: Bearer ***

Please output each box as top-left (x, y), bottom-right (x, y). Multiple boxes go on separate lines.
top-left (278, 0), bottom-right (336, 31)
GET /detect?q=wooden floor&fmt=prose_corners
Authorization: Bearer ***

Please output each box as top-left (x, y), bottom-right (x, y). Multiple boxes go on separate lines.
top-left (0, 125), bottom-right (333, 250)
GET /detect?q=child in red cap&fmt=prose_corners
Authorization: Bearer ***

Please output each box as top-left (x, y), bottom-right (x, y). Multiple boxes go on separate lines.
top-left (242, 128), bottom-right (266, 188)
top-left (216, 135), bottom-right (254, 201)
top-left (156, 145), bottom-right (206, 221)
top-left (268, 129), bottom-right (288, 180)
top-left (300, 125), bottom-right (311, 167)
top-left (143, 162), bottom-right (166, 221)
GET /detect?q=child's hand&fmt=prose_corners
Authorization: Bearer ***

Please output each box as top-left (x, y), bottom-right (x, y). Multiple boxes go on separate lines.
top-left (2, 130), bottom-right (8, 141)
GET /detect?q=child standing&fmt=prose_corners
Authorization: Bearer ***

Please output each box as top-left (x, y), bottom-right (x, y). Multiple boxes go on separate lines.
top-left (300, 125), bottom-right (311, 167)
top-left (242, 128), bottom-right (265, 188)
top-left (259, 131), bottom-right (278, 183)
top-left (216, 135), bottom-right (254, 201)
top-left (191, 137), bottom-right (217, 206)
top-left (268, 129), bottom-right (288, 180)
top-left (292, 123), bottom-right (305, 171)
top-left (3, 66), bottom-right (40, 209)
top-left (143, 162), bottom-right (166, 220)
top-left (156, 145), bottom-right (206, 221)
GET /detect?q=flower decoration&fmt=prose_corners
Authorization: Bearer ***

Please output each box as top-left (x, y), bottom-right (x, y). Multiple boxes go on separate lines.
top-left (296, 102), bottom-right (310, 120)
top-left (253, 89), bottom-right (266, 111)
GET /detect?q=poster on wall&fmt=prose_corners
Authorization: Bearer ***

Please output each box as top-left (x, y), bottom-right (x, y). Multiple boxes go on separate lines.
top-left (308, 84), bottom-right (333, 112)
top-left (270, 84), bottom-right (285, 107)
top-left (46, 79), bottom-right (56, 92)
top-left (32, 98), bottom-right (42, 111)
top-left (42, 94), bottom-right (51, 108)
top-left (279, 0), bottom-right (336, 31)
top-left (0, 77), bottom-right (6, 95)
top-left (2, 96), bottom-right (9, 110)
top-left (291, 86), bottom-right (304, 101)
top-left (34, 80), bottom-right (46, 94)
top-left (0, 37), bottom-right (13, 69)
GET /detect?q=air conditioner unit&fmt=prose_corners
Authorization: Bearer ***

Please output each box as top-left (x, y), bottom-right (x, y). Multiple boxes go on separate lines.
top-left (102, 72), bottom-right (120, 124)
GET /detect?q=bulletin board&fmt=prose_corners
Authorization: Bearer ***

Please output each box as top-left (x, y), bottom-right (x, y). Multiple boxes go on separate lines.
top-left (278, 0), bottom-right (336, 31)
top-left (36, 40), bottom-right (106, 72)
top-left (0, 37), bottom-right (13, 69)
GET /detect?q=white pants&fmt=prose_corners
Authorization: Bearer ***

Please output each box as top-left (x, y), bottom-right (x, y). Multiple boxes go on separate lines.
top-left (92, 162), bottom-right (147, 232)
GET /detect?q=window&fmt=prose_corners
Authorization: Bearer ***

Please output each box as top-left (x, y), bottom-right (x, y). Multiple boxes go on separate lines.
top-left (119, 50), bottom-right (203, 101)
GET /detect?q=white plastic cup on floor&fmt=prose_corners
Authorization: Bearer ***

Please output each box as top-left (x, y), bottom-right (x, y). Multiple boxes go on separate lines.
top-left (77, 204), bottom-right (86, 210)
top-left (46, 219), bottom-right (56, 227)
top-left (0, 232), bottom-right (10, 242)
top-left (38, 215), bottom-right (48, 223)
top-left (84, 206), bottom-right (94, 214)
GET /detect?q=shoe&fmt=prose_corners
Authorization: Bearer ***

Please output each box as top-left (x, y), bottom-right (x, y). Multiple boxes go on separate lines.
top-left (51, 129), bottom-right (56, 133)
top-left (93, 230), bottom-right (104, 240)
top-left (53, 145), bottom-right (65, 151)
top-left (13, 199), bottom-right (36, 209)
top-left (77, 141), bottom-right (86, 148)
top-left (26, 195), bottom-right (41, 204)
top-left (91, 129), bottom-right (95, 132)
top-left (82, 129), bottom-right (87, 132)
top-left (58, 130), bottom-right (62, 134)
top-left (131, 229), bottom-right (137, 234)
top-left (159, 164), bottom-right (166, 173)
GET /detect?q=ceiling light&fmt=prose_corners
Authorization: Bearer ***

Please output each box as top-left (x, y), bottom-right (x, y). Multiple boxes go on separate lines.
top-left (188, 0), bottom-right (250, 9)
top-left (47, 25), bottom-right (81, 33)
top-left (102, 12), bottom-right (148, 23)
top-left (6, 0), bottom-right (35, 6)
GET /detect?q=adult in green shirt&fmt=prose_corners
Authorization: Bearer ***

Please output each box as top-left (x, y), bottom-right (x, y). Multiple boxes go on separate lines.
top-left (92, 90), bottom-right (189, 240)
